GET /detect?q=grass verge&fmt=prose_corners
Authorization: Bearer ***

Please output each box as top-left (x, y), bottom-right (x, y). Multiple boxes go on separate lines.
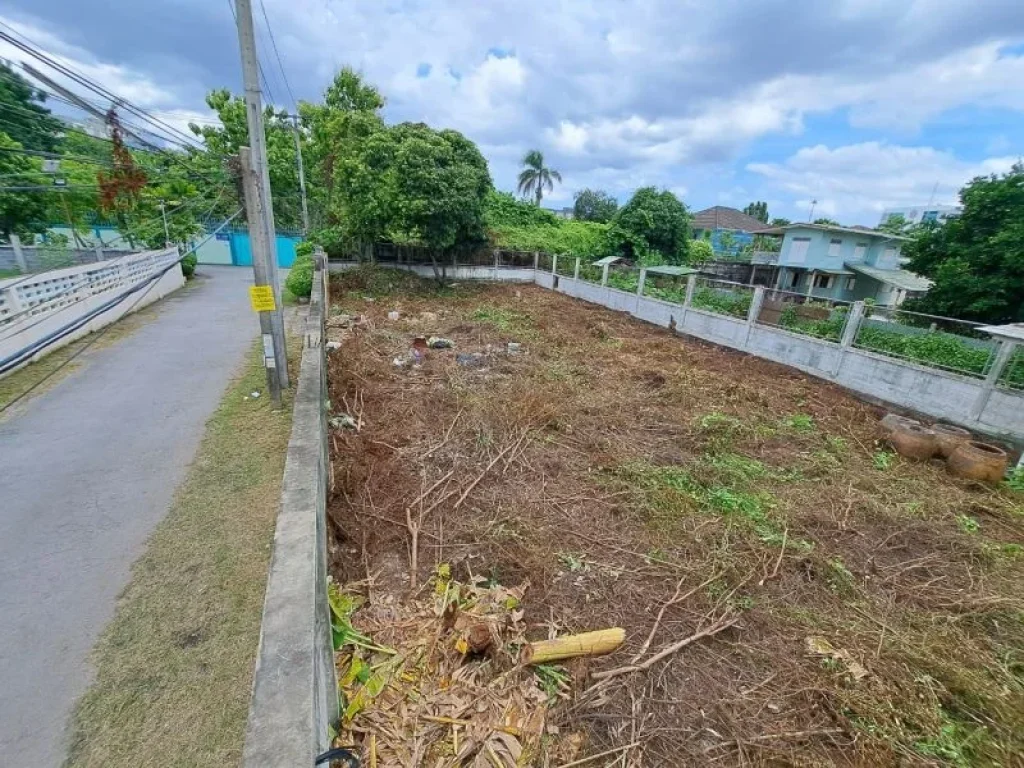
top-left (64, 338), bottom-right (298, 768)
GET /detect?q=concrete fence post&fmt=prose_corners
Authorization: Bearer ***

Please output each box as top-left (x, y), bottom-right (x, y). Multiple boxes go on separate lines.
top-left (94, 241), bottom-right (105, 262)
top-left (533, 251), bottom-right (539, 270)
top-left (742, 286), bottom-right (765, 349)
top-left (970, 339), bottom-right (1017, 421)
top-left (832, 301), bottom-right (866, 378)
top-left (573, 258), bottom-right (581, 282)
top-left (635, 267), bottom-right (648, 316)
top-left (3, 286), bottom-right (25, 316)
top-left (551, 254), bottom-right (558, 275)
top-left (493, 249), bottom-right (500, 269)
top-left (10, 233), bottom-right (27, 273)
top-left (839, 302), bottom-right (865, 348)
top-left (601, 263), bottom-right (610, 287)
top-left (683, 274), bottom-right (697, 307)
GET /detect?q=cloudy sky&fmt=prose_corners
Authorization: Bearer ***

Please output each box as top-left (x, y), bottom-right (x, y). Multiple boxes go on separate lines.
top-left (2, 0), bottom-right (1023, 224)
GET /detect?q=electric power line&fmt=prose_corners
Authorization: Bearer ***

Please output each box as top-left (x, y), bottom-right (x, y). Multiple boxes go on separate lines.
top-left (257, 0), bottom-right (298, 110)
top-left (225, 0), bottom-right (278, 106)
top-left (0, 22), bottom-right (205, 151)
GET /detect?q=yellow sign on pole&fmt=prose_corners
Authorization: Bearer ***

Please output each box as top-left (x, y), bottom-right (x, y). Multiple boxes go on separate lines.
top-left (249, 285), bottom-right (276, 312)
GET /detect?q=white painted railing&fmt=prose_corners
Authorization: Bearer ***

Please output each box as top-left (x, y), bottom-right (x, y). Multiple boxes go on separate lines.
top-left (0, 248), bottom-right (179, 331)
top-left (0, 248), bottom-right (185, 377)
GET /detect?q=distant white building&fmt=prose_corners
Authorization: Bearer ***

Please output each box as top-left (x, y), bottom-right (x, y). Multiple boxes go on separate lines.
top-left (879, 204), bottom-right (961, 227)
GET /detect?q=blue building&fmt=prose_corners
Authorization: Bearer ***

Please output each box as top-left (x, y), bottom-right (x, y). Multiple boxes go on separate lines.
top-left (691, 206), bottom-right (767, 256)
top-left (755, 223), bottom-right (931, 306)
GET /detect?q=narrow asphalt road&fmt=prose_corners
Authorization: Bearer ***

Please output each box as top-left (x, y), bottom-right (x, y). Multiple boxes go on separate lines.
top-left (0, 266), bottom-right (259, 767)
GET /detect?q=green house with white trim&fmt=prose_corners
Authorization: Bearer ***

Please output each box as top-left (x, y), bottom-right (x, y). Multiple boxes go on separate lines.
top-left (752, 223), bottom-right (931, 306)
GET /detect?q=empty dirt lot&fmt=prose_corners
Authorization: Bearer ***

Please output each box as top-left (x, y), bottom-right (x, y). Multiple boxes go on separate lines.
top-left (324, 267), bottom-right (1023, 767)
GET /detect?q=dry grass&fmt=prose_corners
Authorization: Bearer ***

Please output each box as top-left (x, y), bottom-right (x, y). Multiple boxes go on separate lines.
top-left (326, 267), bottom-right (1024, 767)
top-left (64, 339), bottom-right (298, 768)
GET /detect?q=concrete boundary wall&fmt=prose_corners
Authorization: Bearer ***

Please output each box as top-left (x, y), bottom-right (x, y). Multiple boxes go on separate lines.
top-left (330, 261), bottom-right (536, 283)
top-left (326, 262), bottom-right (1023, 438)
top-left (242, 260), bottom-right (338, 768)
top-left (548, 273), bottom-right (1024, 441)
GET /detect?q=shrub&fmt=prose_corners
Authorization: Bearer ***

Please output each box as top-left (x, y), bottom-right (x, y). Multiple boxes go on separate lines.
top-left (855, 325), bottom-right (993, 375)
top-left (689, 286), bottom-right (752, 318)
top-left (607, 187), bottom-right (691, 264)
top-left (286, 256), bottom-right (314, 297)
top-left (689, 239), bottom-right (714, 264)
top-left (180, 252), bottom-right (197, 278)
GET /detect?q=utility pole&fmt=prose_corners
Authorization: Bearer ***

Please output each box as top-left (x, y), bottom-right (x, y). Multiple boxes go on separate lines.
top-left (235, 0), bottom-right (289, 387)
top-left (159, 201), bottom-right (170, 246)
top-left (240, 147), bottom-right (282, 406)
top-left (808, 199), bottom-right (817, 222)
top-left (291, 114), bottom-right (310, 234)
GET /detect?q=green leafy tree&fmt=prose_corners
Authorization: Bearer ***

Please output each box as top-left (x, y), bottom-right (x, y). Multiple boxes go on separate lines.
top-left (0, 132), bottom-right (47, 239)
top-left (878, 213), bottom-right (912, 235)
top-left (0, 62), bottom-right (62, 152)
top-left (769, 217), bottom-right (791, 227)
top-left (743, 201), bottom-right (769, 223)
top-left (299, 68), bottom-right (386, 248)
top-left (608, 187), bottom-right (691, 264)
top-left (904, 163), bottom-right (1024, 323)
top-left (386, 123), bottom-right (492, 273)
top-left (516, 149), bottom-right (561, 205)
top-left (45, 131), bottom-right (107, 245)
top-left (813, 217), bottom-right (840, 226)
top-left (189, 89), bottom-right (302, 229)
top-left (485, 190), bottom-right (559, 229)
top-left (484, 190), bottom-right (608, 256)
top-left (573, 188), bottom-right (618, 222)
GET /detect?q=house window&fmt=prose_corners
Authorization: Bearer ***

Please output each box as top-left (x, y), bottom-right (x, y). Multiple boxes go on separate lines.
top-left (846, 277), bottom-right (857, 291)
top-left (828, 238), bottom-right (842, 257)
top-left (787, 271), bottom-right (800, 289)
top-left (788, 237), bottom-right (811, 264)
top-left (813, 274), bottom-right (834, 289)
top-left (853, 243), bottom-right (867, 261)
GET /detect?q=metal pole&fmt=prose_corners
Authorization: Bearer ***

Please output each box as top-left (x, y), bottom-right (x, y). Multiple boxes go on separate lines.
top-left (291, 114), bottom-right (310, 234)
top-left (159, 201), bottom-right (170, 246)
top-left (235, 0), bottom-right (289, 387)
top-left (240, 147), bottom-right (282, 407)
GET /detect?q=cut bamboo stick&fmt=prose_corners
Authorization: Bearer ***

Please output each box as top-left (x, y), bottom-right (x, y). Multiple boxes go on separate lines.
top-left (521, 628), bottom-right (625, 665)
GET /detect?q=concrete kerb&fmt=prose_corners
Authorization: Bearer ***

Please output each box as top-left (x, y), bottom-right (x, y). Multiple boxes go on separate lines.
top-left (241, 261), bottom-right (337, 768)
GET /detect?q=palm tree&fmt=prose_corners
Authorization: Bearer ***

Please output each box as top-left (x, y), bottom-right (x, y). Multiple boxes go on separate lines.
top-left (516, 150), bottom-right (561, 206)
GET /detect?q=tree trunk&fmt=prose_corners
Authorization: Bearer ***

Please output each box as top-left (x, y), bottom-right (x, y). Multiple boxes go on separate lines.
top-left (428, 250), bottom-right (446, 284)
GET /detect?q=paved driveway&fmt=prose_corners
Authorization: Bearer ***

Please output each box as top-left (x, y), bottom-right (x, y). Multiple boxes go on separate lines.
top-left (0, 266), bottom-right (259, 767)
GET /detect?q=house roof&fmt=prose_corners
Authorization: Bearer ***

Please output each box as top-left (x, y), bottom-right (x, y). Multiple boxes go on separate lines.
top-left (845, 262), bottom-right (932, 292)
top-left (751, 222), bottom-right (911, 242)
top-left (592, 255), bottom-right (623, 267)
top-left (977, 323), bottom-right (1024, 342)
top-left (644, 265), bottom-right (698, 277)
top-left (692, 206), bottom-right (767, 233)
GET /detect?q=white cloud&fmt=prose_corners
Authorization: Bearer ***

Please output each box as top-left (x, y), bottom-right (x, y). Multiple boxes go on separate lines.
top-left (0, 15), bottom-right (213, 147)
top-left (749, 142), bottom-right (1018, 223)
top-left (4, 0), bottom-right (1024, 214)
